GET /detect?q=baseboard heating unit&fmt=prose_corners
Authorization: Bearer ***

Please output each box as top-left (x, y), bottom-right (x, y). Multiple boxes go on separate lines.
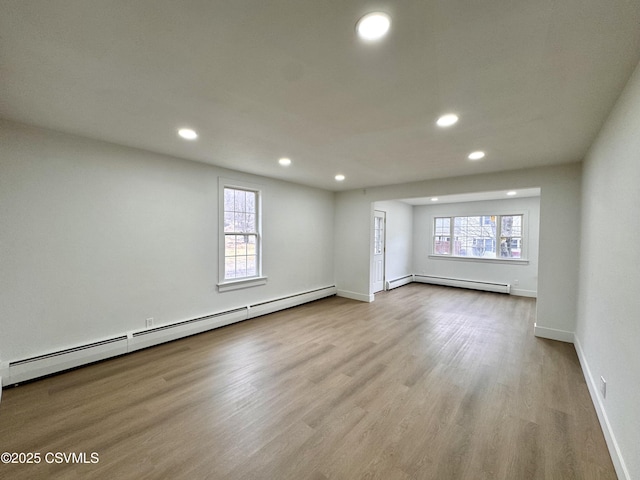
top-left (413, 275), bottom-right (511, 294)
top-left (5, 336), bottom-right (129, 385)
top-left (127, 308), bottom-right (248, 353)
top-left (2, 286), bottom-right (336, 387)
top-left (385, 275), bottom-right (414, 291)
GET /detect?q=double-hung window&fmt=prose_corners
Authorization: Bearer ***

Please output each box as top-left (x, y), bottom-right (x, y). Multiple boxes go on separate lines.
top-left (218, 179), bottom-right (266, 291)
top-left (433, 214), bottom-right (524, 260)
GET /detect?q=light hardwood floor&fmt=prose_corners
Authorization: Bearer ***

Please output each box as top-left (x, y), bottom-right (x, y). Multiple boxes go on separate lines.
top-left (0, 284), bottom-right (615, 479)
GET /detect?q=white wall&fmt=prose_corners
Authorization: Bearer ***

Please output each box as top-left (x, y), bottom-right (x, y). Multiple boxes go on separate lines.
top-left (335, 163), bottom-right (581, 337)
top-left (334, 189), bottom-right (373, 302)
top-left (576, 61), bottom-right (640, 480)
top-left (0, 120), bottom-right (335, 363)
top-left (372, 200), bottom-right (413, 288)
top-left (413, 196), bottom-right (540, 297)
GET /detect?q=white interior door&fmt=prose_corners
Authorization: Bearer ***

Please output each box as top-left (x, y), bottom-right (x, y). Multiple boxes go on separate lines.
top-left (372, 210), bottom-right (386, 293)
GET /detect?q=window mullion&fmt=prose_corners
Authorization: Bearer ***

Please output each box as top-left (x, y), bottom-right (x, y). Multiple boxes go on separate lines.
top-left (497, 215), bottom-right (502, 251)
top-left (449, 217), bottom-right (454, 255)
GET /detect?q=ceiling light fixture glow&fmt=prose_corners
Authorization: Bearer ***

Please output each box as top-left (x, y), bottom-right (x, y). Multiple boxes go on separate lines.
top-left (335, 174), bottom-right (346, 182)
top-left (431, 197), bottom-right (439, 202)
top-left (356, 12), bottom-right (391, 41)
top-left (468, 151), bottom-right (485, 160)
top-left (507, 191), bottom-right (517, 196)
top-left (436, 114), bottom-right (458, 127)
top-left (178, 128), bottom-right (198, 140)
top-left (278, 157), bottom-right (291, 166)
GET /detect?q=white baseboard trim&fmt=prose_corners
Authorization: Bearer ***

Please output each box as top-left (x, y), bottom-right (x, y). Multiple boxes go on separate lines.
top-left (533, 323), bottom-right (574, 343)
top-left (0, 360), bottom-right (9, 404)
top-left (574, 336), bottom-right (630, 480)
top-left (337, 290), bottom-right (374, 303)
top-left (510, 288), bottom-right (537, 298)
top-left (1, 286), bottom-right (337, 387)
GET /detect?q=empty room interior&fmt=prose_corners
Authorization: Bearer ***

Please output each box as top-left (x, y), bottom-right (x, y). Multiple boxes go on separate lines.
top-left (1, 1), bottom-right (639, 479)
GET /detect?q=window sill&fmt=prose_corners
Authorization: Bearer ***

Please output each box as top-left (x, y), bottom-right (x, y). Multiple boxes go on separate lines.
top-left (217, 276), bottom-right (268, 292)
top-left (428, 255), bottom-right (529, 265)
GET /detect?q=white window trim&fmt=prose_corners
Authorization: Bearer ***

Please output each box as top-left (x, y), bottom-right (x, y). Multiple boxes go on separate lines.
top-left (428, 254), bottom-right (529, 265)
top-left (217, 177), bottom-right (267, 292)
top-left (431, 211), bottom-right (529, 262)
top-left (217, 276), bottom-right (268, 292)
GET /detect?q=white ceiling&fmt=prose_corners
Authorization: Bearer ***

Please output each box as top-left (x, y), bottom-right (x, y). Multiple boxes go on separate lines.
top-left (1, 1), bottom-right (639, 191)
top-left (401, 188), bottom-right (541, 206)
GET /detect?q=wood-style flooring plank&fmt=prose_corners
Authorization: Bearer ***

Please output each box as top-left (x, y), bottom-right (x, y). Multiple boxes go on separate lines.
top-left (0, 284), bottom-right (616, 479)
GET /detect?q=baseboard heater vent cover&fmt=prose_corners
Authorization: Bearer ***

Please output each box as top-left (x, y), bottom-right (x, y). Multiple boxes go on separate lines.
top-left (413, 275), bottom-right (511, 294)
top-left (2, 286), bottom-right (337, 387)
top-left (6, 336), bottom-right (129, 385)
top-left (385, 275), bottom-right (414, 291)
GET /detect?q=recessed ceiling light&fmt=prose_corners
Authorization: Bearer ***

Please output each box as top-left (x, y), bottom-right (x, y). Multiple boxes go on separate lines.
top-left (431, 197), bottom-right (439, 202)
top-left (436, 114), bottom-right (459, 127)
top-left (178, 128), bottom-right (198, 140)
top-left (278, 157), bottom-right (292, 166)
top-left (335, 174), bottom-right (345, 182)
top-left (507, 191), bottom-right (517, 196)
top-left (356, 12), bottom-right (391, 41)
top-left (468, 151), bottom-right (485, 160)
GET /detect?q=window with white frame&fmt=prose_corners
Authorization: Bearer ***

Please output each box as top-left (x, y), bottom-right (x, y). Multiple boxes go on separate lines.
top-left (433, 214), bottom-right (523, 259)
top-left (218, 179), bottom-right (265, 289)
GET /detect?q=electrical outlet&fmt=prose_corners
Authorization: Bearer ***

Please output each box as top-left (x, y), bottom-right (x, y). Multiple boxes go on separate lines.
top-left (145, 318), bottom-right (154, 328)
top-left (513, 279), bottom-right (519, 286)
top-left (600, 376), bottom-right (607, 399)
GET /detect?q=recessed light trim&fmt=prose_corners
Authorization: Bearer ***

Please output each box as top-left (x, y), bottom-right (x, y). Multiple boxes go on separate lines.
top-left (178, 128), bottom-right (198, 140)
top-left (436, 114), bottom-right (458, 127)
top-left (507, 191), bottom-right (517, 196)
top-left (335, 174), bottom-right (346, 182)
top-left (468, 151), bottom-right (485, 160)
top-left (356, 12), bottom-right (391, 41)
top-left (278, 157), bottom-right (292, 166)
